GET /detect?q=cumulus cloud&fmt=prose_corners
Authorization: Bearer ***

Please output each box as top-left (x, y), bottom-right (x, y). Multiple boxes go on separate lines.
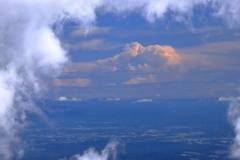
top-left (68, 42), bottom-right (181, 74)
top-left (53, 78), bottom-right (91, 87)
top-left (61, 42), bottom-right (181, 87)
top-left (64, 38), bottom-right (240, 87)
top-left (97, 42), bottom-right (181, 71)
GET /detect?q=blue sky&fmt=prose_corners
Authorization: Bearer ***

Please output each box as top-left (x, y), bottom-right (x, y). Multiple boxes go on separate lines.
top-left (52, 4), bottom-right (240, 100)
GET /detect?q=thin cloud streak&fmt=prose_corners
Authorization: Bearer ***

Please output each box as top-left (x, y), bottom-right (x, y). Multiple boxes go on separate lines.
top-left (64, 39), bottom-right (123, 51)
top-left (53, 78), bottom-right (91, 87)
top-left (71, 26), bottom-right (112, 37)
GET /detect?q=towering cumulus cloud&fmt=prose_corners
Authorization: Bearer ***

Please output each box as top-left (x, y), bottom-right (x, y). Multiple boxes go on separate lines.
top-left (0, 0), bottom-right (240, 160)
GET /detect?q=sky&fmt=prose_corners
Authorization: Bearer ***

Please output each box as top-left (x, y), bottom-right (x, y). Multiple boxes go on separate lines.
top-left (52, 5), bottom-right (240, 100)
top-left (2, 1), bottom-right (240, 160)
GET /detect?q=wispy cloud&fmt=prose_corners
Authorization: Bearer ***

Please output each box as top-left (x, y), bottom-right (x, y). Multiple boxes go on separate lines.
top-left (60, 139), bottom-right (119, 160)
top-left (218, 96), bottom-right (240, 101)
top-left (122, 75), bottom-right (156, 85)
top-left (71, 26), bottom-right (112, 36)
top-left (105, 98), bottom-right (121, 101)
top-left (177, 40), bottom-right (240, 77)
top-left (65, 39), bottom-right (123, 50)
top-left (227, 97), bottom-right (240, 159)
top-left (53, 78), bottom-right (91, 87)
top-left (178, 40), bottom-right (240, 56)
top-left (136, 99), bottom-right (153, 102)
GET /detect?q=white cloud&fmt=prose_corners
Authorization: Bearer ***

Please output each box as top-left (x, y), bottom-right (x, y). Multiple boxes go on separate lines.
top-left (60, 140), bottom-right (119, 160)
top-left (106, 98), bottom-right (121, 101)
top-left (67, 42), bottom-right (181, 74)
top-left (136, 99), bottom-right (153, 102)
top-left (227, 97), bottom-right (240, 159)
top-left (97, 0), bottom-right (240, 27)
top-left (63, 39), bottom-right (240, 87)
top-left (97, 42), bottom-right (181, 71)
top-left (57, 97), bottom-right (82, 101)
top-left (218, 96), bottom-right (240, 101)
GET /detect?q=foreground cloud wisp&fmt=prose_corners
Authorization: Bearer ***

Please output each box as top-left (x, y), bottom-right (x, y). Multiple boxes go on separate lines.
top-left (1, 0), bottom-right (240, 160)
top-left (0, 0), bottom-right (108, 159)
top-left (228, 98), bottom-right (240, 159)
top-left (60, 140), bottom-right (119, 160)
top-left (101, 0), bottom-right (240, 27)
top-left (0, 1), bottom-right (68, 159)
